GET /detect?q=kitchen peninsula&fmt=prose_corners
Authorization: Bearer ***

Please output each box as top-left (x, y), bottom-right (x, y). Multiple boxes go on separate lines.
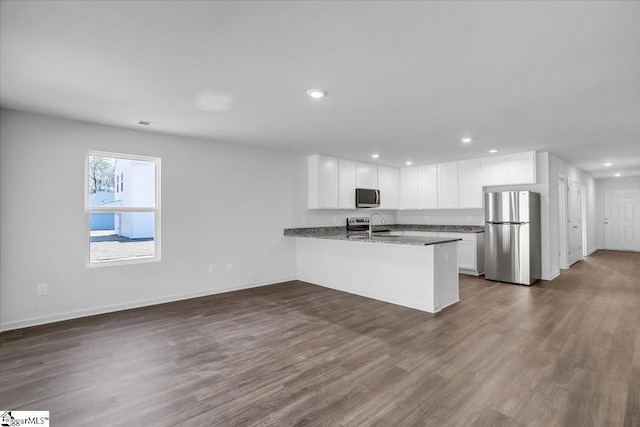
top-left (285, 225), bottom-right (464, 313)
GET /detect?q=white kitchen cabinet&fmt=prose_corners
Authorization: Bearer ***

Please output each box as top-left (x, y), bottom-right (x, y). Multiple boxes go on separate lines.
top-left (508, 151), bottom-right (536, 184)
top-left (377, 165), bottom-right (400, 209)
top-left (356, 162), bottom-right (378, 189)
top-left (481, 155), bottom-right (508, 187)
top-left (458, 158), bottom-right (483, 208)
top-left (308, 154), bottom-right (338, 209)
top-left (400, 167), bottom-right (419, 210)
top-left (437, 232), bottom-right (485, 275)
top-left (437, 161), bottom-right (459, 209)
top-left (338, 158), bottom-right (356, 209)
top-left (481, 151), bottom-right (536, 187)
top-left (418, 164), bottom-right (438, 209)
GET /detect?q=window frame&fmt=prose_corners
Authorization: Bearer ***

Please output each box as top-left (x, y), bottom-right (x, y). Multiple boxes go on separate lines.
top-left (84, 150), bottom-right (161, 267)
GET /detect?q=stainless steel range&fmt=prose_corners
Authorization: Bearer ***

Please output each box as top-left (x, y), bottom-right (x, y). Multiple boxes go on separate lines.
top-left (346, 217), bottom-right (370, 235)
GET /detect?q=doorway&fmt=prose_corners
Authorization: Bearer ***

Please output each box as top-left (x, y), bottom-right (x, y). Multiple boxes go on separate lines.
top-left (558, 176), bottom-right (584, 269)
top-left (604, 190), bottom-right (640, 251)
top-left (567, 180), bottom-right (583, 266)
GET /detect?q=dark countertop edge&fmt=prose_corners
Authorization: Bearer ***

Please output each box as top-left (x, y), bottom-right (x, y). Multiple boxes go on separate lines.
top-left (290, 233), bottom-right (462, 246)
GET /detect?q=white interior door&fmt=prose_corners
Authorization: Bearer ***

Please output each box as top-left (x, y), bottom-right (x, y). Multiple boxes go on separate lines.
top-left (558, 177), bottom-right (568, 269)
top-left (604, 190), bottom-right (640, 251)
top-left (567, 180), bottom-right (582, 266)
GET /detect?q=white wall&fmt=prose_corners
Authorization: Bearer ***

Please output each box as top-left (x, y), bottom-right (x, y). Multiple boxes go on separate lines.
top-left (0, 109), bottom-right (296, 330)
top-left (595, 176), bottom-right (640, 248)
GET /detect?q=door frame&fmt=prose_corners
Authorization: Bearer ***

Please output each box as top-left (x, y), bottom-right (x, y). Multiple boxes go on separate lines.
top-left (558, 175), bottom-right (569, 270)
top-left (581, 184), bottom-right (588, 256)
top-left (567, 179), bottom-right (583, 266)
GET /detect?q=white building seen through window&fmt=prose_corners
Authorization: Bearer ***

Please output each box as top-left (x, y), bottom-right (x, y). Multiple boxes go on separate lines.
top-left (86, 151), bottom-right (161, 265)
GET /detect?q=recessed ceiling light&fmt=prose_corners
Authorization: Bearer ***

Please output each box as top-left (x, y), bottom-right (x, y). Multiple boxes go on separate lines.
top-left (371, 153), bottom-right (380, 159)
top-left (489, 149), bottom-right (498, 153)
top-left (406, 161), bottom-right (413, 166)
top-left (461, 138), bottom-right (472, 143)
top-left (307, 89), bottom-right (327, 98)
top-left (604, 162), bottom-right (612, 166)
top-left (614, 173), bottom-right (621, 177)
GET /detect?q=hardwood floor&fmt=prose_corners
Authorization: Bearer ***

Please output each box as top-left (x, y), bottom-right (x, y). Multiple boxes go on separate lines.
top-left (1, 250), bottom-right (639, 426)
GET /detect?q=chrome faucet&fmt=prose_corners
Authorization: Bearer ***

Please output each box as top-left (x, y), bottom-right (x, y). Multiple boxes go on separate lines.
top-left (369, 212), bottom-right (386, 237)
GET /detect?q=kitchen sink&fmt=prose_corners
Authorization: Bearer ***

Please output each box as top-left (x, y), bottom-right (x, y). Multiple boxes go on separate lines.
top-left (347, 234), bottom-right (403, 241)
top-left (347, 234), bottom-right (370, 240)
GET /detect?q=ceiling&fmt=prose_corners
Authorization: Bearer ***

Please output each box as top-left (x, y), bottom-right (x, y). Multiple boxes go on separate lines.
top-left (1, 1), bottom-right (639, 178)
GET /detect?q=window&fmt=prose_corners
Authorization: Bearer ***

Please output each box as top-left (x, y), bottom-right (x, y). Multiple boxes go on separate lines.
top-left (86, 151), bottom-right (161, 266)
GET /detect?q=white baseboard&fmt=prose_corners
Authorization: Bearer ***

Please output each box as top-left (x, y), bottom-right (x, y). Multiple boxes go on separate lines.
top-left (586, 247), bottom-right (598, 256)
top-left (542, 271), bottom-right (560, 281)
top-left (0, 276), bottom-right (295, 332)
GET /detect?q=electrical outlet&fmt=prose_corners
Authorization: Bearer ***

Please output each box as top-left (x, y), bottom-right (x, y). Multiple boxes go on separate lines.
top-left (209, 265), bottom-right (215, 274)
top-left (37, 283), bottom-right (48, 296)
top-left (227, 262), bottom-right (233, 272)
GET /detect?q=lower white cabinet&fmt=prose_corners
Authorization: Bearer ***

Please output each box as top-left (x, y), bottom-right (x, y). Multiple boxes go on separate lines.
top-left (437, 232), bottom-right (485, 275)
top-left (402, 231), bottom-right (485, 275)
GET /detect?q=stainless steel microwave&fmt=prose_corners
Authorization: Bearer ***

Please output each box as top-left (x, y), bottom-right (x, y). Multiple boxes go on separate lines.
top-left (356, 188), bottom-right (380, 208)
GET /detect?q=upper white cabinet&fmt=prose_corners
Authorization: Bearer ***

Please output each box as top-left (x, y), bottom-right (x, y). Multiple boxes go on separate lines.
top-left (378, 166), bottom-right (400, 210)
top-left (308, 151), bottom-right (535, 210)
top-left (481, 155), bottom-right (508, 187)
top-left (400, 167), bottom-right (419, 210)
top-left (356, 162), bottom-right (378, 189)
top-left (482, 151), bottom-right (537, 187)
top-left (338, 158), bottom-right (356, 209)
top-left (437, 161), bottom-right (459, 209)
top-left (418, 165), bottom-right (438, 209)
top-left (458, 158), bottom-right (483, 208)
top-left (508, 151), bottom-right (536, 185)
top-left (308, 155), bottom-right (338, 209)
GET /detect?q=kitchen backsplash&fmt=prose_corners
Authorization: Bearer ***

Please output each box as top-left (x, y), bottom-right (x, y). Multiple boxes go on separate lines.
top-left (294, 209), bottom-right (484, 228)
top-left (297, 210), bottom-right (399, 228)
top-left (396, 209), bottom-right (484, 226)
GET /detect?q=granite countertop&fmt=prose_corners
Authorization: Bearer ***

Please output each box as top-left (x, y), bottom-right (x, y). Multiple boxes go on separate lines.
top-left (388, 224), bottom-right (484, 233)
top-left (286, 230), bottom-right (461, 247)
top-left (284, 223), bottom-right (484, 237)
top-left (284, 224), bottom-right (471, 246)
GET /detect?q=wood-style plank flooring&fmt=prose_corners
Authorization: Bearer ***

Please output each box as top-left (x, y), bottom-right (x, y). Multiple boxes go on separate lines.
top-left (1, 250), bottom-right (639, 426)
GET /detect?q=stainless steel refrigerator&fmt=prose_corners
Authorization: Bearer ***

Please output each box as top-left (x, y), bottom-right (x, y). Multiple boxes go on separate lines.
top-left (485, 191), bottom-right (541, 285)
